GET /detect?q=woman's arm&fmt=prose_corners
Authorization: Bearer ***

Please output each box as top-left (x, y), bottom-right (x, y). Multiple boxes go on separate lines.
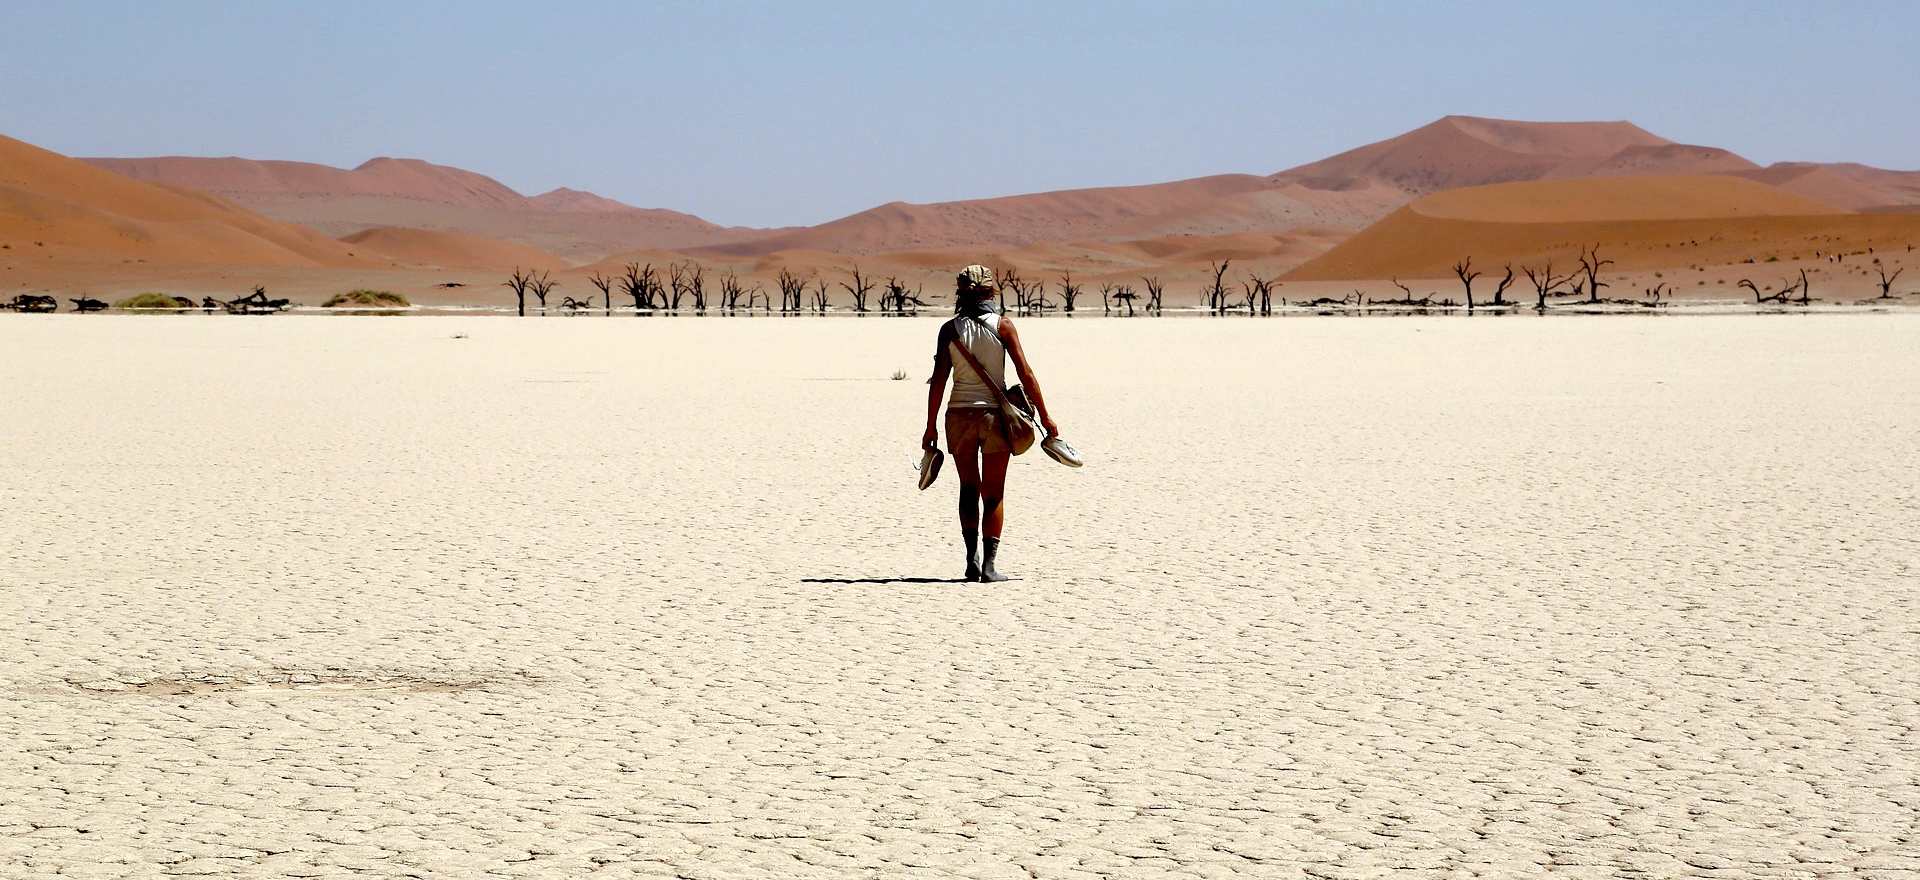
top-left (998, 318), bottom-right (1059, 437)
top-left (924, 323), bottom-right (953, 449)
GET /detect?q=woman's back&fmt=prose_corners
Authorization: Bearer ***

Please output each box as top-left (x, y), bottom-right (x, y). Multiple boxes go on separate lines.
top-left (948, 313), bottom-right (1006, 408)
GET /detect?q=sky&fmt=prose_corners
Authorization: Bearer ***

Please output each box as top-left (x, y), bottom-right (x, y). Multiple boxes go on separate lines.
top-left (4, 1), bottom-right (1916, 228)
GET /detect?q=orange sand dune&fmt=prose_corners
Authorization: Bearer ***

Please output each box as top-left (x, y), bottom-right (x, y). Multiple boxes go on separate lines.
top-left (1286, 176), bottom-right (1920, 281)
top-left (339, 227), bottom-right (567, 271)
top-left (1410, 175), bottom-right (1842, 223)
top-left (1, 134), bottom-right (366, 266)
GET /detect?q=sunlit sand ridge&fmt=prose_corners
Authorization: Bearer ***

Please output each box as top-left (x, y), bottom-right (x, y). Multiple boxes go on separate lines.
top-left (2, 315), bottom-right (1915, 876)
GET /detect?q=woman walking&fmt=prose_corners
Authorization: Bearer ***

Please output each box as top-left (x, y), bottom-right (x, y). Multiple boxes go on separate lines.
top-left (923, 265), bottom-right (1060, 582)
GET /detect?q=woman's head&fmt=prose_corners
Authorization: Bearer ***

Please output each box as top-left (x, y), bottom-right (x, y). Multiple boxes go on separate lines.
top-left (955, 264), bottom-right (998, 314)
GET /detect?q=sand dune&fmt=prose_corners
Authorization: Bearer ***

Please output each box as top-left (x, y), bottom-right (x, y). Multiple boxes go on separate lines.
top-left (1285, 176), bottom-right (1920, 282)
top-left (81, 155), bottom-right (765, 262)
top-left (694, 116), bottom-right (1861, 258)
top-left (0, 134), bottom-right (366, 266)
top-left (339, 227), bottom-right (566, 271)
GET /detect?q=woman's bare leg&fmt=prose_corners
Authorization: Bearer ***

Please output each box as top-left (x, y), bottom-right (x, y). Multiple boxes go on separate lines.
top-left (952, 440), bottom-right (983, 579)
top-left (980, 451), bottom-right (1010, 538)
top-left (978, 451), bottom-right (1011, 582)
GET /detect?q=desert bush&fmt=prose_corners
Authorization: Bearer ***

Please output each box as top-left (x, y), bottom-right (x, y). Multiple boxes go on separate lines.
top-left (323, 290), bottom-right (410, 308)
top-left (114, 292), bottom-right (187, 310)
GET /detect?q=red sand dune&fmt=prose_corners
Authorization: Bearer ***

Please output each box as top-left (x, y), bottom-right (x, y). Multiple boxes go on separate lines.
top-left (339, 227), bottom-right (566, 271)
top-left (0, 133), bottom-right (366, 266)
top-left (1284, 176), bottom-right (1920, 281)
top-left (80, 155), bottom-right (762, 261)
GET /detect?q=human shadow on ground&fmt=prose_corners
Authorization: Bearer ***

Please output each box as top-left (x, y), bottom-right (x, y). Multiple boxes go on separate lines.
top-left (800, 577), bottom-right (967, 584)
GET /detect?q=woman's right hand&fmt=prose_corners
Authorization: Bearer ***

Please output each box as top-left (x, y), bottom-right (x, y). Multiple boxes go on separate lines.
top-left (923, 425), bottom-right (939, 449)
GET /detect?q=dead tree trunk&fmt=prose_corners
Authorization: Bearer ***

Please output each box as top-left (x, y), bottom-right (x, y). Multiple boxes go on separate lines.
top-left (841, 265), bottom-right (875, 313)
top-left (1579, 245), bottom-right (1613, 304)
top-left (1204, 261), bottom-right (1232, 315)
top-left (1453, 257), bottom-right (1482, 310)
top-left (777, 268), bottom-right (808, 313)
top-left (1142, 277), bottom-right (1164, 315)
top-left (1875, 265), bottom-right (1904, 299)
top-left (620, 262), bottom-right (658, 311)
top-left (1522, 262), bottom-right (1563, 311)
top-left (589, 271), bottom-right (614, 313)
top-left (503, 267), bottom-right (535, 316)
top-left (1491, 264), bottom-right (1515, 306)
top-left (528, 271), bottom-right (558, 311)
top-left (1058, 271), bottom-right (1082, 313)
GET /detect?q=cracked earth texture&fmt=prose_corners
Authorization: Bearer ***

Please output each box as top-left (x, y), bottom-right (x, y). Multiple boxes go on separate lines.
top-left (1, 314), bottom-right (1916, 879)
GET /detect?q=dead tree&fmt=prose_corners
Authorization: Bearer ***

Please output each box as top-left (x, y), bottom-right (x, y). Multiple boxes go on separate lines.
top-left (1058, 271), bottom-right (1082, 313)
top-left (1204, 260), bottom-right (1232, 315)
top-left (2, 294), bottom-right (57, 312)
top-left (589, 270), bottom-right (614, 313)
top-left (1874, 265), bottom-right (1904, 299)
top-left (718, 271), bottom-right (748, 312)
top-left (810, 276), bottom-right (831, 314)
top-left (1142, 277), bottom-right (1164, 314)
top-left (1098, 281), bottom-right (1115, 314)
top-left (559, 294), bottom-right (592, 311)
top-left (841, 265), bottom-right (876, 313)
top-left (777, 268), bottom-right (808, 313)
top-left (1578, 245), bottom-right (1613, 304)
top-left (881, 277), bottom-right (925, 315)
top-left (1243, 274), bottom-right (1276, 315)
top-left (503, 267), bottom-right (535, 316)
top-left (666, 263), bottom-right (688, 311)
top-left (1490, 264), bottom-right (1516, 306)
top-left (1790, 268), bottom-right (1814, 304)
top-left (1453, 257), bottom-right (1483, 310)
top-left (1110, 285), bottom-right (1137, 316)
top-left (1638, 283), bottom-right (1669, 308)
top-left (1740, 278), bottom-right (1788, 304)
top-left (528, 271), bottom-right (559, 310)
top-left (685, 263), bottom-right (707, 312)
top-left (620, 262), bottom-right (659, 310)
top-left (70, 297), bottom-right (107, 312)
top-left (998, 267), bottom-right (1029, 315)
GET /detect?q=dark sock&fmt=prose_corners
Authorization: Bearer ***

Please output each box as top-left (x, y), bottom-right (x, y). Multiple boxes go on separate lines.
top-left (979, 537), bottom-right (1009, 582)
top-left (963, 529), bottom-right (980, 579)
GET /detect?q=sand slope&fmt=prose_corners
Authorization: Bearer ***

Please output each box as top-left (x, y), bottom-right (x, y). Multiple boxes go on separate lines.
top-left (339, 227), bottom-right (567, 271)
top-left (1285, 175), bottom-right (1920, 281)
top-left (0, 134), bottom-right (366, 266)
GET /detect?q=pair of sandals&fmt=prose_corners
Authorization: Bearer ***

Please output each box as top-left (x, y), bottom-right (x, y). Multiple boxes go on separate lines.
top-left (917, 436), bottom-right (1083, 491)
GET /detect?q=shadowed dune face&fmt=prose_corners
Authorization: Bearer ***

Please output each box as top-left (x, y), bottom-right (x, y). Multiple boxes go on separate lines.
top-left (1284, 176), bottom-right (1920, 282)
top-left (338, 227), bottom-right (569, 271)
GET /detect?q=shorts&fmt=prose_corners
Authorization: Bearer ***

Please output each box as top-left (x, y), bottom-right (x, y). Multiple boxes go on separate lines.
top-left (945, 407), bottom-right (1010, 455)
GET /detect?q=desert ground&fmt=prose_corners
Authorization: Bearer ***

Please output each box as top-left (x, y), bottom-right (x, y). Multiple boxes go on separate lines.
top-left (2, 314), bottom-right (1915, 878)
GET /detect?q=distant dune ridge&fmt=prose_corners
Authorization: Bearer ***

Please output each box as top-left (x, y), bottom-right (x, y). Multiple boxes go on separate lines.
top-left (79, 154), bottom-right (765, 261)
top-left (6, 116), bottom-right (1917, 287)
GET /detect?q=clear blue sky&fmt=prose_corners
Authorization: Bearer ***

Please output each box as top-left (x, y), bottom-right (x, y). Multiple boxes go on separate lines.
top-left (4, 1), bottom-right (1914, 228)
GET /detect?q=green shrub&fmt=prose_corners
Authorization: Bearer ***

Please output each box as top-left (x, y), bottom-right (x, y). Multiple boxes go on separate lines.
top-left (323, 289), bottom-right (410, 308)
top-left (114, 292), bottom-right (187, 310)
